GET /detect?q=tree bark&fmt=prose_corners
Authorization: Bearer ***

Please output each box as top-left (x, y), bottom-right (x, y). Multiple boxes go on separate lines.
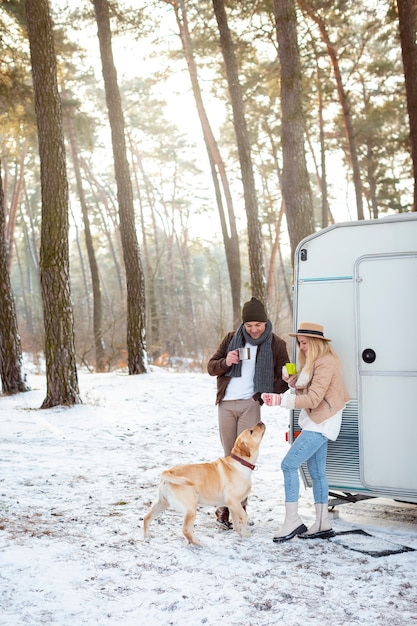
top-left (5, 140), bottom-right (27, 272)
top-left (396, 0), bottom-right (417, 212)
top-left (92, 0), bottom-right (147, 374)
top-left (63, 96), bottom-right (106, 372)
top-left (0, 164), bottom-right (30, 394)
top-left (25, 0), bottom-right (80, 407)
top-left (298, 0), bottom-right (365, 220)
top-left (166, 0), bottom-right (242, 327)
top-left (128, 133), bottom-right (159, 356)
top-left (211, 0), bottom-right (266, 304)
top-left (273, 0), bottom-right (314, 262)
top-left (81, 160), bottom-right (125, 299)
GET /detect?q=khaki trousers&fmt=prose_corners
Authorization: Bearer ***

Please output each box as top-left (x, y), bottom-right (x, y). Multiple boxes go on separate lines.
top-left (218, 398), bottom-right (261, 456)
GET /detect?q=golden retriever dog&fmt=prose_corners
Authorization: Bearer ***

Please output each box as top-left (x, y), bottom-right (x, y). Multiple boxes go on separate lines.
top-left (143, 421), bottom-right (266, 546)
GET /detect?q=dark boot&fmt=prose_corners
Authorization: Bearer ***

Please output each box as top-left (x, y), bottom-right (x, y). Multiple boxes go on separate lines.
top-left (215, 507), bottom-right (232, 530)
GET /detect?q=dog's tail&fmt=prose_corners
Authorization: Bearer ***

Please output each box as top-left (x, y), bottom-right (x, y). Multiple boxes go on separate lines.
top-left (161, 470), bottom-right (194, 487)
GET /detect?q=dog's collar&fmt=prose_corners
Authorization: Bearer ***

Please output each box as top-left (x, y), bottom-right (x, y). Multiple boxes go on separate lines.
top-left (230, 453), bottom-right (255, 470)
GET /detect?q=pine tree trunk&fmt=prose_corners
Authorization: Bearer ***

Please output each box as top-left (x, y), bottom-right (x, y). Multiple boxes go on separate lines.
top-left (25, 0), bottom-right (80, 407)
top-left (5, 140), bottom-right (27, 272)
top-left (211, 0), bottom-right (266, 304)
top-left (93, 0), bottom-right (147, 374)
top-left (128, 136), bottom-right (160, 358)
top-left (0, 165), bottom-right (30, 394)
top-left (92, 0), bottom-right (147, 374)
top-left (81, 162), bottom-right (125, 299)
top-left (172, 0), bottom-right (242, 327)
top-left (63, 98), bottom-right (106, 372)
top-left (397, 0), bottom-right (417, 212)
top-left (298, 0), bottom-right (364, 220)
top-left (273, 0), bottom-right (314, 261)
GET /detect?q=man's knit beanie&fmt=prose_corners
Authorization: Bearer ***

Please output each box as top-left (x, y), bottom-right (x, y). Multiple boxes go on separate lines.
top-left (241, 297), bottom-right (268, 323)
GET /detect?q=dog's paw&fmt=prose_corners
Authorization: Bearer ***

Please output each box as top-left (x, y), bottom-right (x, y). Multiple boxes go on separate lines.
top-left (235, 526), bottom-right (251, 538)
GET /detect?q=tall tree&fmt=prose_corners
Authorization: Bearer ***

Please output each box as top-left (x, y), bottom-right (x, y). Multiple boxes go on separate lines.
top-left (165, 0), bottom-right (242, 328)
top-left (298, 0), bottom-right (365, 221)
top-left (63, 95), bottom-right (106, 372)
top-left (396, 0), bottom-right (417, 212)
top-left (273, 0), bottom-right (314, 260)
top-left (25, 0), bottom-right (80, 408)
top-left (211, 0), bottom-right (266, 303)
top-left (92, 0), bottom-right (147, 374)
top-left (4, 139), bottom-right (27, 271)
top-left (0, 163), bottom-right (30, 394)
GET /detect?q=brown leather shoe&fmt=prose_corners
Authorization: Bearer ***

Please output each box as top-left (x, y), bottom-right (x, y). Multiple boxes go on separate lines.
top-left (215, 507), bottom-right (232, 530)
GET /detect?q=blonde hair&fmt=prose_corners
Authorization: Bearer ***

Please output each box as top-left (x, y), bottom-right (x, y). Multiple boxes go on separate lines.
top-left (297, 336), bottom-right (340, 376)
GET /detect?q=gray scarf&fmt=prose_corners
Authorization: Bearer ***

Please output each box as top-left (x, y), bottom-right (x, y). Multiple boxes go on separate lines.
top-left (226, 321), bottom-right (274, 394)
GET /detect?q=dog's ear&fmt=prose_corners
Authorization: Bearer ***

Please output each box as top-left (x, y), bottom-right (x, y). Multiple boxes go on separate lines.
top-left (234, 440), bottom-right (251, 458)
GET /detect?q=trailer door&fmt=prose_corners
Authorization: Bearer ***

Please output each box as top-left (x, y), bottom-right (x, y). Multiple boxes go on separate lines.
top-left (356, 253), bottom-right (417, 499)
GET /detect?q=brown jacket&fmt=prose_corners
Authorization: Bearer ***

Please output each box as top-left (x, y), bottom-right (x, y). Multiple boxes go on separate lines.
top-left (286, 354), bottom-right (349, 423)
top-left (207, 331), bottom-right (289, 405)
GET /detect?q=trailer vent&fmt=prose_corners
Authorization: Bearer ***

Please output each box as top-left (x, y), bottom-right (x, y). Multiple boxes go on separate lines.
top-left (293, 401), bottom-right (370, 493)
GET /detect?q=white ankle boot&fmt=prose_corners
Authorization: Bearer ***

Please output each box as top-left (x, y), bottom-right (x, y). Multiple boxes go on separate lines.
top-left (273, 502), bottom-right (307, 543)
top-left (298, 503), bottom-right (335, 539)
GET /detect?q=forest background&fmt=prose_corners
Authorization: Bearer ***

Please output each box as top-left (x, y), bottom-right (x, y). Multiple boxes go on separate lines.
top-left (0, 0), bottom-right (416, 406)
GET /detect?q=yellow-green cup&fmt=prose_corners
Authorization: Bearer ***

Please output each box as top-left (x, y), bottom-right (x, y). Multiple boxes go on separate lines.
top-left (285, 362), bottom-right (297, 376)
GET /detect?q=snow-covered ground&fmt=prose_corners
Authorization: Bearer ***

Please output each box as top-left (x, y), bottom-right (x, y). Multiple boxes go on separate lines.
top-left (1, 367), bottom-right (416, 625)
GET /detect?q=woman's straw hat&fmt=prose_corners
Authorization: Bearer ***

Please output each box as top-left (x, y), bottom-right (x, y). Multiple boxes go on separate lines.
top-left (289, 322), bottom-right (331, 341)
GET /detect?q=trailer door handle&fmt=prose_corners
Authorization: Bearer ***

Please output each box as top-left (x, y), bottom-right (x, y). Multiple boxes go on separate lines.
top-left (362, 348), bottom-right (376, 363)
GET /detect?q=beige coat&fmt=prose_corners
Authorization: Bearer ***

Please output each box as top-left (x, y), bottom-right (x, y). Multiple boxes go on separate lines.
top-left (283, 354), bottom-right (349, 423)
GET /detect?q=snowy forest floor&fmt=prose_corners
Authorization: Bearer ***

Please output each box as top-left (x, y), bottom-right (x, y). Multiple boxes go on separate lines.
top-left (1, 367), bottom-right (416, 625)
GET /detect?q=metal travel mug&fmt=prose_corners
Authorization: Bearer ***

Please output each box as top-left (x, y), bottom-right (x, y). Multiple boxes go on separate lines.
top-left (238, 347), bottom-right (250, 360)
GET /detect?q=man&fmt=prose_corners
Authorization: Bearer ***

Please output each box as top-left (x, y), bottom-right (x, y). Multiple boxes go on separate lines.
top-left (207, 297), bottom-right (289, 529)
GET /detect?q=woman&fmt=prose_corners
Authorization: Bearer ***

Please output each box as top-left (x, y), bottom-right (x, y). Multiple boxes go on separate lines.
top-left (262, 322), bottom-right (349, 543)
top-left (207, 297), bottom-right (289, 529)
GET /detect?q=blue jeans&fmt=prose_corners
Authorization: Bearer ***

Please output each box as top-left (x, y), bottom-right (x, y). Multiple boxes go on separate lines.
top-left (281, 430), bottom-right (329, 503)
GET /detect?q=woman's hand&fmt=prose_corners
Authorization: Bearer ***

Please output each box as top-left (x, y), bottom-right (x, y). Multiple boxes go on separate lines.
top-left (261, 393), bottom-right (282, 406)
top-left (282, 365), bottom-right (297, 387)
top-left (281, 365), bottom-right (290, 382)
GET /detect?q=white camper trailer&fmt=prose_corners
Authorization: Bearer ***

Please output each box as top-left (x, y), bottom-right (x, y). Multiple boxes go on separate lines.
top-left (290, 213), bottom-right (417, 505)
